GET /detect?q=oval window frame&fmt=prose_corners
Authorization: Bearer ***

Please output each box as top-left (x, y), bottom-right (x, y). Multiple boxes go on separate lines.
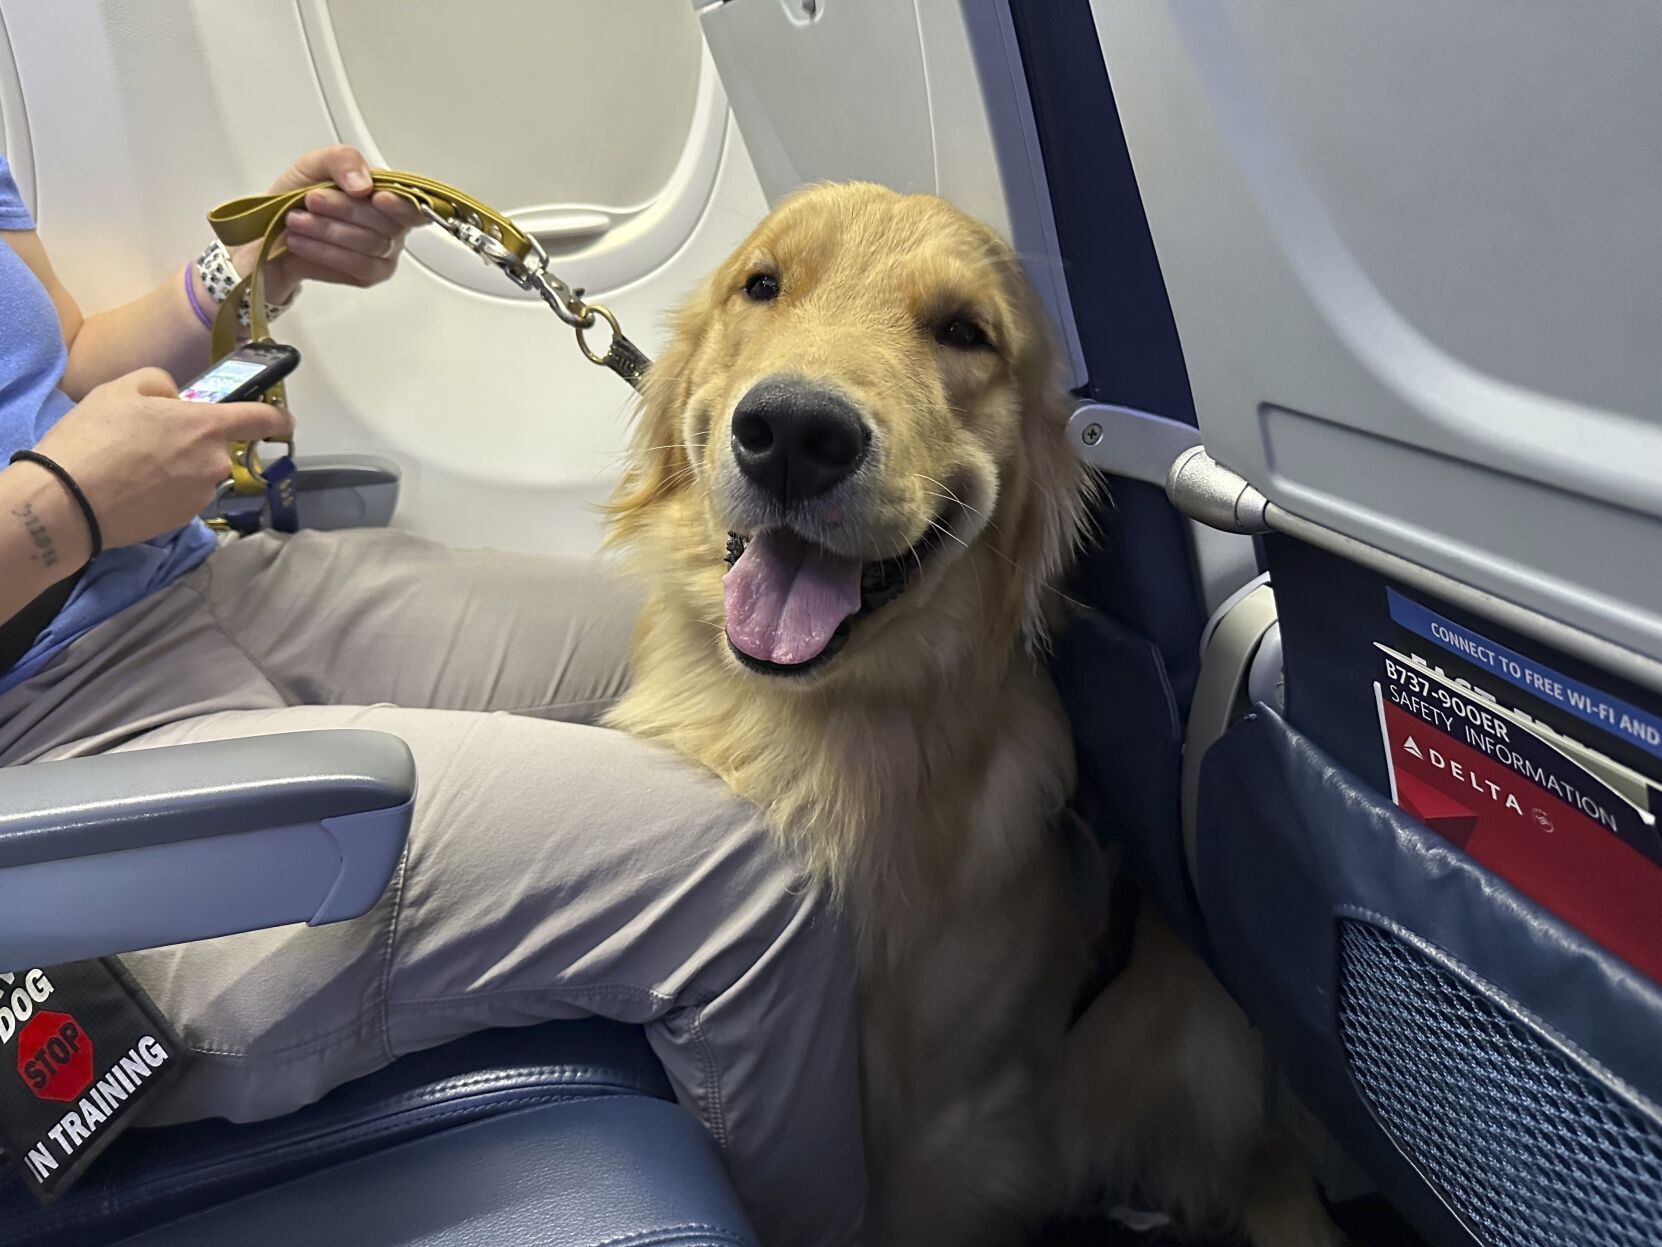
top-left (296, 0), bottom-right (730, 302)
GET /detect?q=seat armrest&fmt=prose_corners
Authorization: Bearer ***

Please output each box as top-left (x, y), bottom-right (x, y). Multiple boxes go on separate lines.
top-left (203, 453), bottom-right (401, 531)
top-left (0, 730), bottom-right (414, 969)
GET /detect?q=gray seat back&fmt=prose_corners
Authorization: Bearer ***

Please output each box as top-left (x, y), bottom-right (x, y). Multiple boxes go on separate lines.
top-left (1092, 0), bottom-right (1662, 658)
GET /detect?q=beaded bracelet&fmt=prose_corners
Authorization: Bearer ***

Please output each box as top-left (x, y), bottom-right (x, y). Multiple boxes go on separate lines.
top-left (193, 238), bottom-right (295, 330)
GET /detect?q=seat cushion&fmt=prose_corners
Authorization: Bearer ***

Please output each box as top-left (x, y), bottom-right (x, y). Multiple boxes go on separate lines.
top-left (0, 1020), bottom-right (700, 1246)
top-left (115, 1096), bottom-right (757, 1247)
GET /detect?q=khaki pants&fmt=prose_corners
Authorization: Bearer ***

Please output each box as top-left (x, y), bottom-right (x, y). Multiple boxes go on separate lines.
top-left (0, 529), bottom-right (864, 1247)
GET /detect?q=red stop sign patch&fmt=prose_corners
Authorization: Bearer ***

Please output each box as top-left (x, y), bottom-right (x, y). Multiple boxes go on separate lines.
top-left (16, 1012), bottom-right (93, 1102)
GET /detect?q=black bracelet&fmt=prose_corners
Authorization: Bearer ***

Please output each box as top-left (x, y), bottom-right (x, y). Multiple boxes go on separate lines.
top-left (9, 450), bottom-right (103, 560)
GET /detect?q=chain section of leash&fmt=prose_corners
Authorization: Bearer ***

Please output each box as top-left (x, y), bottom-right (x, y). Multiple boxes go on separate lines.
top-left (416, 201), bottom-right (630, 371)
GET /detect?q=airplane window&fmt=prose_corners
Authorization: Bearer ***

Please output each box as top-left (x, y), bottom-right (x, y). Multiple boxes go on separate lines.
top-left (298, 0), bottom-right (733, 305)
top-left (321, 1), bottom-right (701, 227)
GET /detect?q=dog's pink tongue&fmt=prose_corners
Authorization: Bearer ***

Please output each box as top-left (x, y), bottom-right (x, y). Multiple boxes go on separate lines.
top-left (724, 530), bottom-right (862, 665)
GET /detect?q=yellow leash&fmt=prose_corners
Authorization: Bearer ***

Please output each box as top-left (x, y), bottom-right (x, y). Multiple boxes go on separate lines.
top-left (206, 170), bottom-right (649, 497)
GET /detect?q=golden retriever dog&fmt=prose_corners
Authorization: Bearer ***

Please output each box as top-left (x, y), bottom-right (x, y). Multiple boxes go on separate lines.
top-left (603, 181), bottom-right (1342, 1247)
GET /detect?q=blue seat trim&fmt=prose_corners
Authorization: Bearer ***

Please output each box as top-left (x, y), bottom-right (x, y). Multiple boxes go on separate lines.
top-left (1011, 0), bottom-right (1213, 960)
top-left (1004, 0), bottom-right (1197, 426)
top-left (1196, 704), bottom-right (1662, 1245)
top-left (112, 1096), bottom-right (758, 1247)
top-left (1, 1019), bottom-right (673, 1246)
top-left (1004, 0), bottom-right (1209, 700)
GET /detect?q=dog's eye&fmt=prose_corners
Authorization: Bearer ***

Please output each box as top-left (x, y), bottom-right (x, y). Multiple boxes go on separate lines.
top-left (936, 317), bottom-right (990, 351)
top-left (743, 272), bottom-right (780, 302)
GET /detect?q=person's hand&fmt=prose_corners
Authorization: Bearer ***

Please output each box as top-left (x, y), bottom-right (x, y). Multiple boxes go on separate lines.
top-left (28, 368), bottom-right (293, 557)
top-left (240, 145), bottom-right (424, 305)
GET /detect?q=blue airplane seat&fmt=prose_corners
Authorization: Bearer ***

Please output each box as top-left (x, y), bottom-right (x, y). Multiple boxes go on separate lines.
top-left (0, 1019), bottom-right (756, 1247)
top-left (0, 463), bottom-right (758, 1247)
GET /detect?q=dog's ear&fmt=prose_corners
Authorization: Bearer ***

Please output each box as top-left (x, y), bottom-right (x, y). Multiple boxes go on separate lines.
top-left (604, 286), bottom-right (712, 541)
top-left (997, 323), bottom-right (1097, 654)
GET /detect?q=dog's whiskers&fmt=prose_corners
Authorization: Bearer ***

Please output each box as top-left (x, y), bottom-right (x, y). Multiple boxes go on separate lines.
top-left (912, 473), bottom-right (968, 509)
top-left (607, 442), bottom-right (691, 467)
top-left (920, 488), bottom-right (989, 528)
top-left (912, 473), bottom-right (998, 533)
top-left (929, 513), bottom-right (989, 611)
top-left (924, 514), bottom-right (970, 552)
top-left (602, 444), bottom-right (694, 481)
top-left (913, 478), bottom-right (1090, 615)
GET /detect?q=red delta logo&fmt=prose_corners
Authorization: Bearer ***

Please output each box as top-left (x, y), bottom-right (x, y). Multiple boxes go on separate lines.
top-left (1392, 729), bottom-right (1524, 850)
top-left (1380, 697), bottom-right (1662, 987)
top-left (17, 1012), bottom-right (93, 1102)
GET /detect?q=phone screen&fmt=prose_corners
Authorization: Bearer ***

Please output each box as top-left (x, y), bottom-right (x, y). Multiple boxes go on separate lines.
top-left (180, 358), bottom-right (268, 403)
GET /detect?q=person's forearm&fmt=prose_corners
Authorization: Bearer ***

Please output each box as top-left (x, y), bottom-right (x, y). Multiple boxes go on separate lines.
top-left (58, 242), bottom-right (280, 400)
top-left (46, 147), bottom-right (408, 399)
top-left (59, 269), bottom-right (212, 400)
top-left (0, 461), bottom-right (90, 621)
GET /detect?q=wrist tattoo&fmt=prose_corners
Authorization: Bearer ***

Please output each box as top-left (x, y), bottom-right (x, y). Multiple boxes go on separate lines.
top-left (10, 502), bottom-right (60, 569)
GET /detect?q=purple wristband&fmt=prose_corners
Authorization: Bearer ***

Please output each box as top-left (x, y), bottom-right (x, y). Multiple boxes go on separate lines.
top-left (183, 263), bottom-right (214, 330)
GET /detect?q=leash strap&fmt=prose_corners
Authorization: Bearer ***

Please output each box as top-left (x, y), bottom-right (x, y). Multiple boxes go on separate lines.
top-left (206, 170), bottom-right (650, 500)
top-left (261, 454), bottom-right (300, 533)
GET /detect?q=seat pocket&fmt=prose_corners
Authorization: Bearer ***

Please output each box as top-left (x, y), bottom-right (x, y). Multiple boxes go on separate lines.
top-left (1196, 707), bottom-right (1662, 1247)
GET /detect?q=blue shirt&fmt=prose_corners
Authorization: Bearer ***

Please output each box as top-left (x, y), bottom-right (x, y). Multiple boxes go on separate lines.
top-left (0, 154), bottom-right (216, 694)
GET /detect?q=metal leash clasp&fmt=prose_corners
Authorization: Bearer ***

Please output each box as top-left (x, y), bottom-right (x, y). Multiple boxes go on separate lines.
top-left (516, 235), bottom-right (595, 331)
top-left (417, 202), bottom-right (586, 323)
top-left (416, 200), bottom-right (646, 389)
top-left (418, 201), bottom-right (516, 268)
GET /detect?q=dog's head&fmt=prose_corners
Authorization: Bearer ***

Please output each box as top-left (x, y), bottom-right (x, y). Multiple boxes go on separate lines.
top-left (609, 182), bottom-right (1092, 691)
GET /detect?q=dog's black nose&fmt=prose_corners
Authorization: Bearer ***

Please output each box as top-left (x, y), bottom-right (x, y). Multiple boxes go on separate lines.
top-left (731, 379), bottom-right (870, 508)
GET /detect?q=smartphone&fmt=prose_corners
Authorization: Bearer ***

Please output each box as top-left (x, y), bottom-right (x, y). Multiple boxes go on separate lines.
top-left (179, 342), bottom-right (301, 404)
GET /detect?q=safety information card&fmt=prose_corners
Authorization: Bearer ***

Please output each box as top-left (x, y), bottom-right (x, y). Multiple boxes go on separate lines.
top-left (1374, 593), bottom-right (1662, 984)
